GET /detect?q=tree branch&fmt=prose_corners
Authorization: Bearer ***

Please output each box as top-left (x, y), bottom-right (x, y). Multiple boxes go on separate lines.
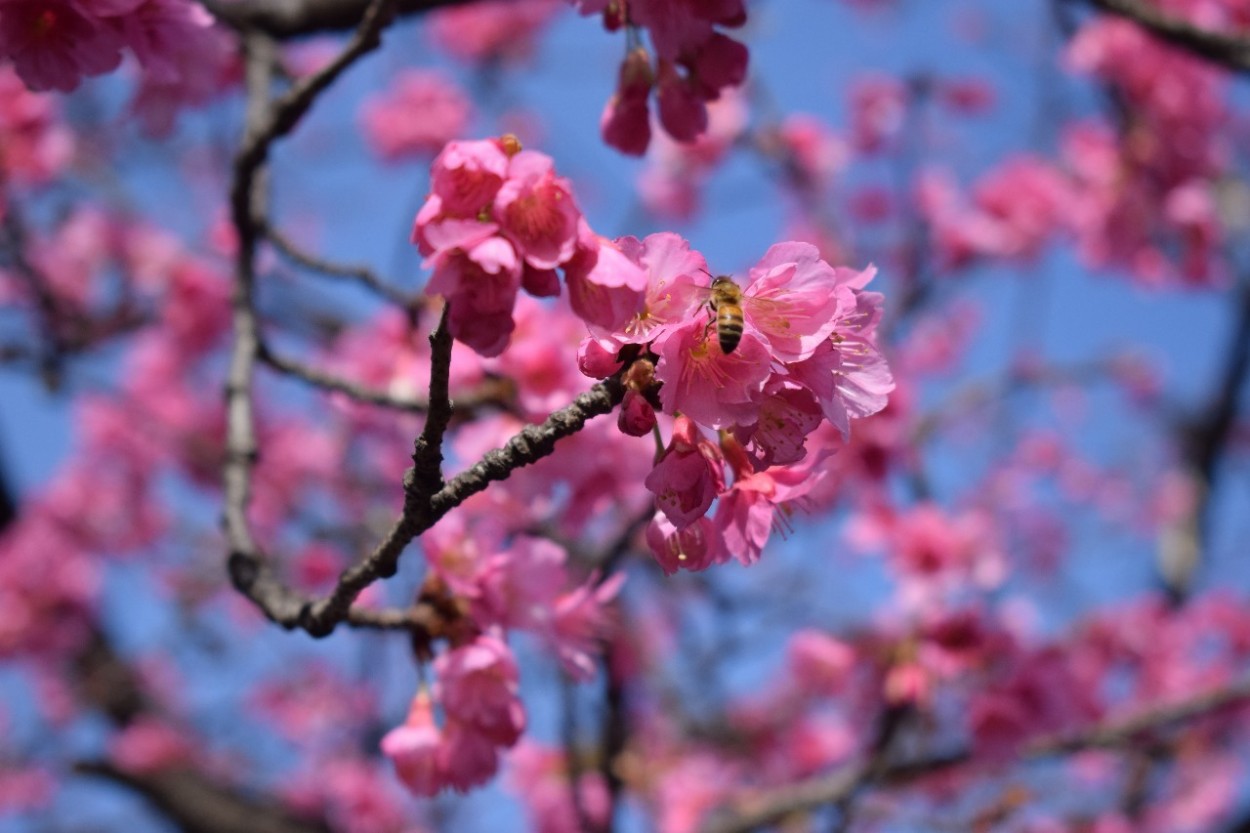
top-left (75, 762), bottom-right (331, 833)
top-left (263, 222), bottom-right (417, 309)
top-left (1076, 0), bottom-right (1250, 72)
top-left (298, 370), bottom-right (625, 636)
top-left (257, 341), bottom-right (429, 411)
top-left (66, 624), bottom-right (333, 833)
top-left (699, 676), bottom-right (1250, 833)
top-left (203, 0), bottom-right (474, 37)
top-left (222, 30), bottom-right (278, 607)
top-left (1159, 285), bottom-right (1250, 600)
top-left (223, 0), bottom-right (403, 634)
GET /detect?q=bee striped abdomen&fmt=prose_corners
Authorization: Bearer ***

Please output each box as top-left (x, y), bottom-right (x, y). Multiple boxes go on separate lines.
top-left (716, 303), bottom-right (744, 354)
top-left (709, 276), bottom-right (746, 355)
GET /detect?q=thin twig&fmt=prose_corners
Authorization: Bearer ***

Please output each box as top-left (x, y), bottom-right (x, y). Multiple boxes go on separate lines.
top-left (1077, 0), bottom-right (1250, 72)
top-left (290, 370), bottom-right (627, 636)
top-left (699, 676), bottom-right (1250, 833)
top-left (263, 222), bottom-right (417, 309)
top-left (257, 341), bottom-right (429, 411)
top-left (224, 2), bottom-right (398, 626)
top-left (222, 30), bottom-right (277, 600)
top-left (203, 0), bottom-right (468, 37)
top-left (233, 0), bottom-right (396, 178)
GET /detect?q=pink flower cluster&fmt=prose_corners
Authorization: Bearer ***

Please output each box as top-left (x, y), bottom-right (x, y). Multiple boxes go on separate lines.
top-left (426, 0), bottom-right (564, 65)
top-left (576, 0), bottom-right (749, 155)
top-left (422, 509), bottom-right (622, 680)
top-left (506, 742), bottom-right (610, 833)
top-left (1062, 12), bottom-right (1229, 284)
top-left (413, 136), bottom-right (584, 357)
top-left (0, 0), bottom-right (228, 100)
top-left (0, 67), bottom-right (73, 187)
top-left (380, 487), bottom-right (621, 796)
top-left (380, 635), bottom-right (525, 796)
top-left (569, 232), bottom-right (893, 571)
top-left (359, 69), bottom-right (473, 163)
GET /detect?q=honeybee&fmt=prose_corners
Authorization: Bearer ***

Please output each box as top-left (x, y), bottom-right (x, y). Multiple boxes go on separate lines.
top-left (707, 276), bottom-right (746, 354)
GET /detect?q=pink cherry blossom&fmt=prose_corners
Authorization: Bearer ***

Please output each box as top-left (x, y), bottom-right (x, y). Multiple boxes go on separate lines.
top-left (610, 232), bottom-right (708, 346)
top-left (0, 67), bottom-right (73, 183)
top-left (380, 691), bottom-right (444, 797)
top-left (544, 573), bottom-right (624, 680)
top-left (655, 317), bottom-right (772, 430)
top-left (645, 513), bottom-right (724, 575)
top-left (507, 743), bottom-right (610, 833)
top-left (109, 717), bottom-right (193, 774)
top-left (740, 384), bottom-right (824, 467)
top-left (439, 720), bottom-right (502, 792)
top-left (645, 416), bottom-right (725, 528)
top-left (787, 293), bottom-right (894, 438)
top-left (472, 535), bottom-right (567, 630)
top-left (601, 46), bottom-right (653, 156)
top-left (656, 61), bottom-right (708, 143)
top-left (565, 231), bottom-right (648, 334)
top-left (360, 69), bottom-right (473, 162)
top-left (788, 630), bottom-right (855, 695)
top-left (426, 138), bottom-right (510, 218)
top-left (434, 634), bottom-right (526, 746)
top-left (109, 0), bottom-right (216, 84)
top-left (739, 242), bottom-right (851, 363)
top-left (713, 455), bottom-right (829, 565)
top-left (492, 150), bottom-right (581, 270)
top-left (0, 0), bottom-right (125, 92)
top-left (427, 236), bottom-right (522, 358)
top-left (426, 0), bottom-right (563, 65)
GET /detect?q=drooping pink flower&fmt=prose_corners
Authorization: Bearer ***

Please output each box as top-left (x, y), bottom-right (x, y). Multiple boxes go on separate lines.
top-left (600, 46), bottom-right (653, 156)
top-left (601, 90), bottom-right (652, 156)
top-left (690, 31), bottom-right (748, 96)
top-left (427, 235), bottom-right (522, 358)
top-left (434, 634), bottom-right (526, 746)
top-left (656, 61), bottom-right (708, 143)
top-left (439, 720), bottom-right (502, 792)
top-left (645, 416), bottom-right (725, 528)
top-left (380, 691), bottom-right (444, 797)
top-left (645, 513), bottom-right (724, 575)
